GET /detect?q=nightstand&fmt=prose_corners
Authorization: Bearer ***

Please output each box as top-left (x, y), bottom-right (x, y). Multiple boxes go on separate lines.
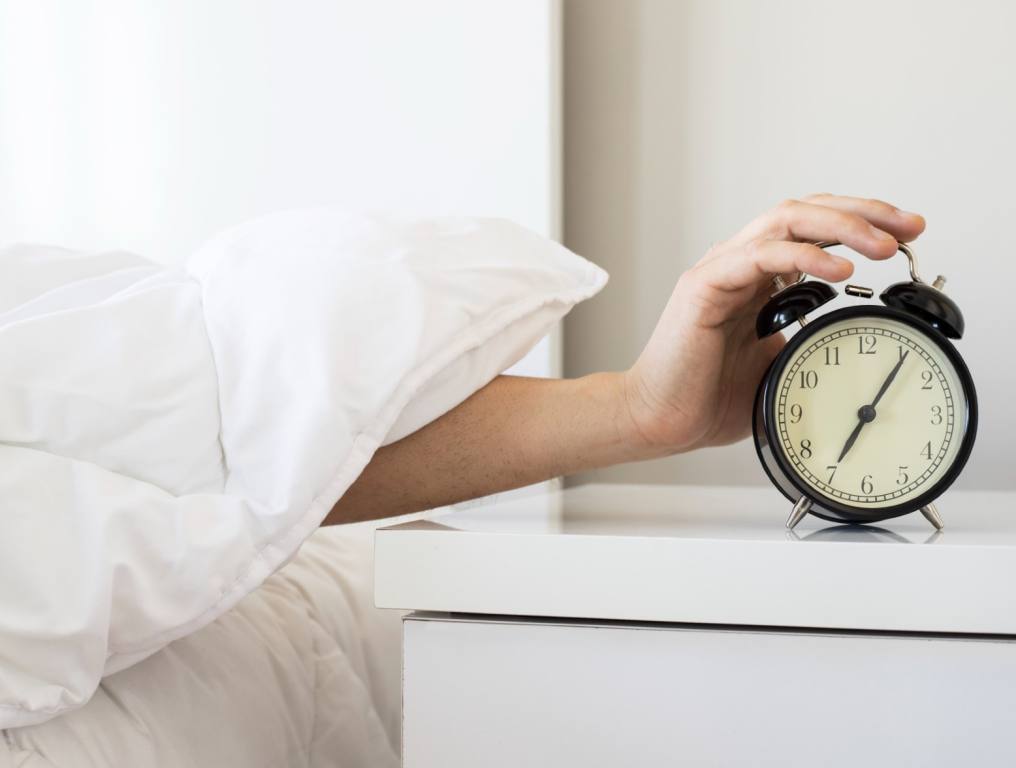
top-left (375, 483), bottom-right (1016, 767)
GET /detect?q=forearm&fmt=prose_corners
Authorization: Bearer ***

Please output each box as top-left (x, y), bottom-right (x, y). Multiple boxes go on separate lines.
top-left (325, 373), bottom-right (651, 524)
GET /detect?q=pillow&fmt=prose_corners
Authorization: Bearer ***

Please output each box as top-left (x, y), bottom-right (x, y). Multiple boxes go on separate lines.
top-left (0, 209), bottom-right (607, 726)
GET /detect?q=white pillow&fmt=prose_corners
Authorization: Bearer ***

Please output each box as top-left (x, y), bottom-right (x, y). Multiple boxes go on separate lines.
top-left (0, 209), bottom-right (607, 726)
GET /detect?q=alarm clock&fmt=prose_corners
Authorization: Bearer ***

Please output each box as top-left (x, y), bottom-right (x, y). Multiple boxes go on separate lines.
top-left (753, 241), bottom-right (977, 530)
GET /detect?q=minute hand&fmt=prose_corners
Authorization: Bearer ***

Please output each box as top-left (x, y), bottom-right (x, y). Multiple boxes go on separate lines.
top-left (871, 349), bottom-right (909, 408)
top-left (835, 350), bottom-right (910, 463)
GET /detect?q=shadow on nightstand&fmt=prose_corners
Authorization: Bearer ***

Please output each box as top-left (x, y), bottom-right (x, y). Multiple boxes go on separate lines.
top-left (789, 525), bottom-right (943, 545)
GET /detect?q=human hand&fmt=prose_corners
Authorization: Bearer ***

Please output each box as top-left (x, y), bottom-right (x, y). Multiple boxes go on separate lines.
top-left (620, 194), bottom-right (927, 456)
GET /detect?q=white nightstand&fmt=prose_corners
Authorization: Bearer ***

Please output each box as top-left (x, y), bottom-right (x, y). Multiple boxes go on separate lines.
top-left (375, 484), bottom-right (1016, 767)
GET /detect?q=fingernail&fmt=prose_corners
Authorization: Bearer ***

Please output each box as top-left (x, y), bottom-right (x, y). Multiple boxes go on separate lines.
top-left (869, 225), bottom-right (895, 241)
top-left (895, 208), bottom-right (920, 218)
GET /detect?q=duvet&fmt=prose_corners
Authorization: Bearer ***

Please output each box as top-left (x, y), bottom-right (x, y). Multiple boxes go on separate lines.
top-left (1, 522), bottom-right (404, 767)
top-left (0, 209), bottom-right (607, 727)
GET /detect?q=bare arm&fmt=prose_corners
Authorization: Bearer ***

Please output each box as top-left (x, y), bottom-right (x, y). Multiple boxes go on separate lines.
top-left (325, 373), bottom-right (644, 524)
top-left (327, 195), bottom-right (926, 525)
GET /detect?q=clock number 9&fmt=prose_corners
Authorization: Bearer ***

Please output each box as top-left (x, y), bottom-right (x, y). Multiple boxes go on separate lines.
top-left (789, 404), bottom-right (803, 423)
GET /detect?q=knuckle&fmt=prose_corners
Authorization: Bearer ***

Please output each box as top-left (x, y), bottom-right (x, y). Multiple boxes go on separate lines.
top-left (677, 267), bottom-right (704, 295)
top-left (745, 240), bottom-right (774, 277)
top-left (838, 209), bottom-right (867, 232)
top-left (686, 262), bottom-right (710, 283)
top-left (744, 238), bottom-right (764, 263)
top-left (769, 199), bottom-right (801, 230)
top-left (870, 197), bottom-right (899, 217)
top-left (775, 198), bottom-right (800, 215)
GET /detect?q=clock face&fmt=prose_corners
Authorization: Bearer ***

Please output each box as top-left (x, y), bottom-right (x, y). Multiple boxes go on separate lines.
top-left (772, 313), bottom-right (970, 510)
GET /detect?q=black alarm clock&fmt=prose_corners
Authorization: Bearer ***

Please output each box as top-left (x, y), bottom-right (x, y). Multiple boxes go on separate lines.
top-left (753, 241), bottom-right (977, 530)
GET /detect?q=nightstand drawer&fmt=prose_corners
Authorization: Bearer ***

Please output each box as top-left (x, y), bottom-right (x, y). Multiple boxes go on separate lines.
top-left (404, 614), bottom-right (1016, 768)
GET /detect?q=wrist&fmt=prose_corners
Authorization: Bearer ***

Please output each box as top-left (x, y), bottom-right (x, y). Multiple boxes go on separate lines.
top-left (614, 369), bottom-right (680, 462)
top-left (559, 372), bottom-right (654, 468)
top-left (618, 365), bottom-right (706, 460)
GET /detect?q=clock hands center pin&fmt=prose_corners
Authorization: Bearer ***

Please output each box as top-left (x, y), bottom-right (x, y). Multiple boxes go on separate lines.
top-left (835, 349), bottom-right (910, 464)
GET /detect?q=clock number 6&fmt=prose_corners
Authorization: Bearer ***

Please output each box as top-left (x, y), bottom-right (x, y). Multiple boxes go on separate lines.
top-left (861, 475), bottom-right (874, 495)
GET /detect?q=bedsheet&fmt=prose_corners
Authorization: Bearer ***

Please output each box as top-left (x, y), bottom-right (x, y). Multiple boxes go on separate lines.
top-left (0, 520), bottom-right (404, 768)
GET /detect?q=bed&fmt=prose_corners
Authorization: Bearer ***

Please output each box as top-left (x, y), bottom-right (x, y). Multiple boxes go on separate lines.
top-left (0, 4), bottom-right (566, 761)
top-left (1, 520), bottom-right (405, 768)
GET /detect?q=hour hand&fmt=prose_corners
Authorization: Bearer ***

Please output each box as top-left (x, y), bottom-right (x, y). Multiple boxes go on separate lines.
top-left (837, 419), bottom-right (866, 463)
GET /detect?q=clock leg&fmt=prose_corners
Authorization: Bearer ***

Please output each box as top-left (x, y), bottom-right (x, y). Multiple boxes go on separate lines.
top-left (919, 503), bottom-right (944, 531)
top-left (786, 497), bottom-right (812, 530)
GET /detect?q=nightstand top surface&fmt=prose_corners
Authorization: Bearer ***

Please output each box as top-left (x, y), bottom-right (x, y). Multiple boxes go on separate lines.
top-left (375, 483), bottom-right (1016, 634)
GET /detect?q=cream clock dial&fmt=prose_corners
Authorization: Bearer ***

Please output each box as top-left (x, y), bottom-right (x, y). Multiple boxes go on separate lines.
top-left (773, 315), bottom-right (966, 509)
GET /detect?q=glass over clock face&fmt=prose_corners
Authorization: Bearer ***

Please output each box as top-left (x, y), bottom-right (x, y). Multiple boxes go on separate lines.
top-left (770, 311), bottom-right (972, 512)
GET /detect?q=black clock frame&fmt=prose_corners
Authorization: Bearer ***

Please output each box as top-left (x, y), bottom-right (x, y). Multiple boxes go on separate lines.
top-left (753, 305), bottom-right (978, 525)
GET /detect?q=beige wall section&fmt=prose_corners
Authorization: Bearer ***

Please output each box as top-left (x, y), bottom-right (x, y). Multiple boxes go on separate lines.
top-left (563, 0), bottom-right (1016, 490)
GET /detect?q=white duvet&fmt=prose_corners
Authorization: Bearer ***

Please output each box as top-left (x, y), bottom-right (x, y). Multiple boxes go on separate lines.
top-left (0, 209), bottom-right (606, 727)
top-left (2, 521), bottom-right (404, 767)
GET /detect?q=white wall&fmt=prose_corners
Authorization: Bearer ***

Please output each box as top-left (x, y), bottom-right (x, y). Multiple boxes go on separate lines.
top-left (564, 0), bottom-right (1015, 491)
top-left (0, 0), bottom-right (561, 375)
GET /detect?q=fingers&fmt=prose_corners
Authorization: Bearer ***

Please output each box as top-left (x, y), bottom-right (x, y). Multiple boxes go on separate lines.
top-left (738, 199), bottom-right (899, 260)
top-left (696, 241), bottom-right (853, 293)
top-left (801, 194), bottom-right (925, 243)
top-left (734, 197), bottom-right (925, 262)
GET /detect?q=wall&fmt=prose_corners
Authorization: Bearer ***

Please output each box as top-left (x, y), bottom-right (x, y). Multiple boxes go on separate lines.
top-left (0, 0), bottom-right (562, 376)
top-left (563, 0), bottom-right (1015, 491)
